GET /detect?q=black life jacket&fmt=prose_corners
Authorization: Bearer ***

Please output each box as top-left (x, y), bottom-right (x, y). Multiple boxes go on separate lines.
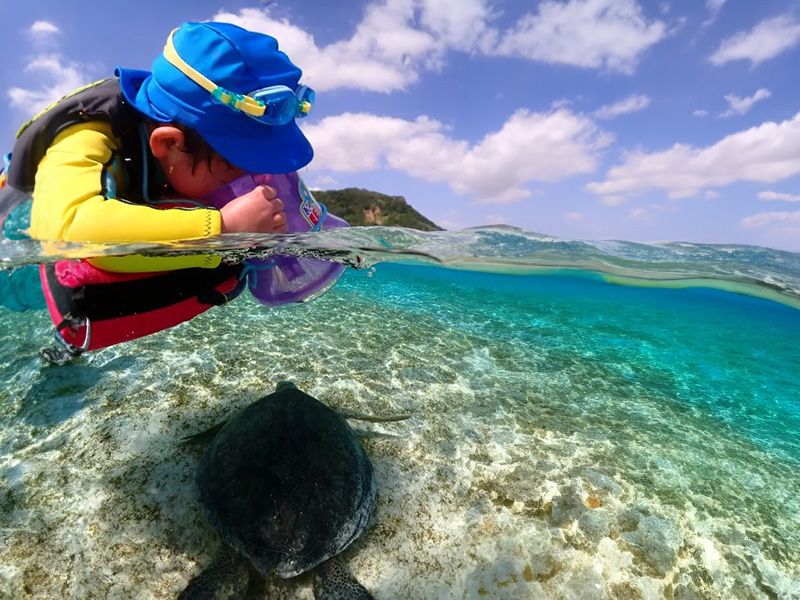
top-left (3, 78), bottom-right (244, 353)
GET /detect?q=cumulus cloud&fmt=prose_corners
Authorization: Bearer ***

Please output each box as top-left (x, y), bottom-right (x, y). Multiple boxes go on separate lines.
top-left (214, 0), bottom-right (498, 93)
top-left (417, 0), bottom-right (498, 53)
top-left (594, 94), bottom-right (651, 119)
top-left (214, 5), bottom-right (436, 92)
top-left (709, 15), bottom-right (800, 66)
top-left (8, 20), bottom-right (96, 117)
top-left (7, 54), bottom-right (92, 117)
top-left (493, 0), bottom-right (668, 74)
top-left (28, 21), bottom-right (60, 38)
top-left (585, 112), bottom-right (800, 198)
top-left (214, 0), bottom-right (669, 93)
top-left (741, 211), bottom-right (800, 229)
top-left (759, 191), bottom-right (800, 202)
top-left (303, 108), bottom-right (612, 204)
top-left (719, 88), bottom-right (771, 118)
top-left (310, 175), bottom-right (339, 189)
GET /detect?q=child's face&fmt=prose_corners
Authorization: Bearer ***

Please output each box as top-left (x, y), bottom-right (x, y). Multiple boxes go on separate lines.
top-left (149, 126), bottom-right (247, 201)
top-left (163, 150), bottom-right (247, 201)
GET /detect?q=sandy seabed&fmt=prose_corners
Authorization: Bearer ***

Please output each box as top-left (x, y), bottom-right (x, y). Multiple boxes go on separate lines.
top-left (0, 275), bottom-right (798, 600)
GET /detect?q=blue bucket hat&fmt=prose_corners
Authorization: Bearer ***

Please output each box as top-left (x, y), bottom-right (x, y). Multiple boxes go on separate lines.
top-left (116, 22), bottom-right (313, 174)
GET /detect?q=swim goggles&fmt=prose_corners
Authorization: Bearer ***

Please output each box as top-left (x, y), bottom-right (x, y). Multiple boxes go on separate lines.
top-left (162, 29), bottom-right (314, 126)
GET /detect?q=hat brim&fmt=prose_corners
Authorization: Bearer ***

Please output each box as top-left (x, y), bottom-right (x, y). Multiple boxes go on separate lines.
top-left (117, 67), bottom-right (172, 122)
top-left (201, 121), bottom-right (314, 174)
top-left (115, 66), bottom-right (314, 173)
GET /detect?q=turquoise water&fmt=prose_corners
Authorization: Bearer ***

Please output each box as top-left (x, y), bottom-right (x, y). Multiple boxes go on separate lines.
top-left (0, 228), bottom-right (798, 599)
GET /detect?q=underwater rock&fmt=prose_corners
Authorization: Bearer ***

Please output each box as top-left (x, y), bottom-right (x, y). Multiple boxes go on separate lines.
top-left (564, 565), bottom-right (606, 600)
top-left (581, 468), bottom-right (623, 497)
top-left (550, 494), bottom-right (587, 527)
top-left (535, 459), bottom-right (557, 473)
top-left (578, 509), bottom-right (610, 543)
top-left (621, 515), bottom-right (682, 576)
top-left (672, 583), bottom-right (703, 600)
top-left (617, 508), bottom-right (644, 532)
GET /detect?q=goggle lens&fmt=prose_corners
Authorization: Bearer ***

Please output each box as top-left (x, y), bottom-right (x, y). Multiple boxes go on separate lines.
top-left (250, 85), bottom-right (315, 126)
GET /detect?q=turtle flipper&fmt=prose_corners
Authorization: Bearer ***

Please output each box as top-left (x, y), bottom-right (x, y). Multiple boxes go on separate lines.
top-left (179, 547), bottom-right (250, 600)
top-left (339, 410), bottom-right (412, 423)
top-left (182, 421), bottom-right (228, 444)
top-left (312, 557), bottom-right (374, 600)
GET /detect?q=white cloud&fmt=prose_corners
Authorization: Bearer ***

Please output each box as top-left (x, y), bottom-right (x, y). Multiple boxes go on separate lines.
top-left (719, 88), bottom-right (771, 118)
top-left (215, 0), bottom-right (667, 93)
top-left (629, 207), bottom-right (651, 220)
top-left (693, 109), bottom-right (709, 117)
top-left (704, 190), bottom-right (720, 200)
top-left (214, 4), bottom-right (437, 93)
top-left (214, 0), bottom-right (496, 93)
top-left (585, 112), bottom-right (800, 198)
top-left (417, 0), bottom-right (498, 53)
top-left (494, 0), bottom-right (668, 74)
top-left (594, 94), bottom-right (651, 119)
top-left (304, 108), bottom-right (612, 204)
top-left (759, 191), bottom-right (800, 202)
top-left (741, 211), bottom-right (800, 229)
top-left (7, 54), bottom-right (92, 117)
top-left (709, 15), bottom-right (800, 66)
top-left (310, 175), bottom-right (339, 189)
top-left (28, 21), bottom-right (59, 37)
top-left (563, 212), bottom-right (584, 221)
top-left (703, 0), bottom-right (726, 27)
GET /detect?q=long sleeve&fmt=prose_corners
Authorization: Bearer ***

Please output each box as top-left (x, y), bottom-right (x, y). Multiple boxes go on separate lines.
top-left (29, 120), bottom-right (223, 271)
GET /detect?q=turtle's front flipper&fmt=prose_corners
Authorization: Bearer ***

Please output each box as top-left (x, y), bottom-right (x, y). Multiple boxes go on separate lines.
top-left (312, 557), bottom-right (374, 600)
top-left (340, 410), bottom-right (412, 423)
top-left (179, 546), bottom-right (250, 600)
top-left (182, 421), bottom-right (228, 444)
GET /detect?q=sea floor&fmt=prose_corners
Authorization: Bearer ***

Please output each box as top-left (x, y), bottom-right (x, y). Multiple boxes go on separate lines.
top-left (0, 264), bottom-right (798, 599)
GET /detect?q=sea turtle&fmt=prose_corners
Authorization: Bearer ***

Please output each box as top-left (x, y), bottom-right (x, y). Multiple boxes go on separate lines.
top-left (179, 382), bottom-right (403, 600)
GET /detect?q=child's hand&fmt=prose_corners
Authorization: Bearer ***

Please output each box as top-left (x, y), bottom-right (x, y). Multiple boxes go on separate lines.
top-left (219, 185), bottom-right (287, 234)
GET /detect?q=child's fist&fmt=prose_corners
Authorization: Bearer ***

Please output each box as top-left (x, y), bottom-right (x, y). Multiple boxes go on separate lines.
top-left (220, 185), bottom-right (287, 234)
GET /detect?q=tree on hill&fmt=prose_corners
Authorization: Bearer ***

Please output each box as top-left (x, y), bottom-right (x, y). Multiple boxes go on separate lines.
top-left (313, 188), bottom-right (442, 231)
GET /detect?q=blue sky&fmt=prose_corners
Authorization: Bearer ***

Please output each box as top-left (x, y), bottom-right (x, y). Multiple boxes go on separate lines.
top-left (2, 0), bottom-right (800, 250)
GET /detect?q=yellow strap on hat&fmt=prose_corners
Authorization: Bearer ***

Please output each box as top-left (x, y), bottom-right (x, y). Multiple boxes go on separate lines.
top-left (161, 28), bottom-right (267, 118)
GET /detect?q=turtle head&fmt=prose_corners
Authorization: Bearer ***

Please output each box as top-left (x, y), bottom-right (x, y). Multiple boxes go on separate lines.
top-left (275, 381), bottom-right (298, 392)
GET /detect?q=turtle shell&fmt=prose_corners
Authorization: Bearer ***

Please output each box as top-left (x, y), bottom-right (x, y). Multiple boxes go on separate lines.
top-left (195, 384), bottom-right (375, 578)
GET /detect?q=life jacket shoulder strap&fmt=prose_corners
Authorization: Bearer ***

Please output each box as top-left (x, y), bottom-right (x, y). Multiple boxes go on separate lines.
top-left (8, 78), bottom-right (141, 192)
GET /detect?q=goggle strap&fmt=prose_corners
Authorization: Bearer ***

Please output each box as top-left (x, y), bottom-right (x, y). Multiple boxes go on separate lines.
top-left (162, 29), bottom-right (267, 118)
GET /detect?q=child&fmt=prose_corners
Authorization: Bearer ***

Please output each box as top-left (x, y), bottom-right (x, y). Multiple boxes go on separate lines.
top-left (0, 21), bottom-right (316, 362)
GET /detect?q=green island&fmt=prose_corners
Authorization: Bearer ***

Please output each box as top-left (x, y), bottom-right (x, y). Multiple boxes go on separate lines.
top-left (313, 188), bottom-right (442, 231)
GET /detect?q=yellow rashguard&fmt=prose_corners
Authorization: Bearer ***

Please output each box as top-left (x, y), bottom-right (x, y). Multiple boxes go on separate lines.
top-left (30, 120), bottom-right (222, 272)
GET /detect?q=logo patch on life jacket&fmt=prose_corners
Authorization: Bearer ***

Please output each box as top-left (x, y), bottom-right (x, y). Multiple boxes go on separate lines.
top-left (298, 177), bottom-right (322, 228)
